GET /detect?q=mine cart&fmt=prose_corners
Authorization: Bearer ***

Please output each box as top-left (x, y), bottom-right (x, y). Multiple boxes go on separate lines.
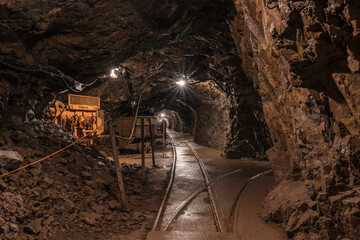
top-left (47, 94), bottom-right (104, 144)
top-left (116, 116), bottom-right (156, 152)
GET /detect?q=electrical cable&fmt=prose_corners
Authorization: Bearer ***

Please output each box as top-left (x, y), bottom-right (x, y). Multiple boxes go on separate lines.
top-left (187, 76), bottom-right (257, 97)
top-left (118, 73), bottom-right (135, 101)
top-left (207, 77), bottom-right (257, 97)
top-left (110, 64), bottom-right (161, 141)
top-left (0, 56), bottom-right (105, 93)
top-left (0, 119), bottom-right (110, 179)
top-left (0, 57), bottom-right (81, 92)
top-left (187, 80), bottom-right (202, 86)
top-left (1, 56), bottom-right (154, 143)
top-left (115, 86), bottom-right (146, 141)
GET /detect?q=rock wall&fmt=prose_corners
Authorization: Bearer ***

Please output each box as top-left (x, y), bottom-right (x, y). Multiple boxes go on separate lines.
top-left (230, 0), bottom-right (360, 238)
top-left (224, 94), bottom-right (272, 159)
top-left (0, 70), bottom-right (63, 125)
top-left (0, 0), bottom-right (273, 160)
top-left (194, 89), bottom-right (230, 150)
top-left (193, 81), bottom-right (272, 156)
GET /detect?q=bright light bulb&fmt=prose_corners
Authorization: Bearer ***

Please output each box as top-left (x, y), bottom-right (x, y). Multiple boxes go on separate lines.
top-left (161, 113), bottom-right (165, 117)
top-left (110, 68), bottom-right (118, 78)
top-left (176, 80), bottom-right (186, 86)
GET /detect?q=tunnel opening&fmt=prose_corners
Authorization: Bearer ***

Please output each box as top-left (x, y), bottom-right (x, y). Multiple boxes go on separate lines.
top-left (154, 110), bottom-right (186, 133)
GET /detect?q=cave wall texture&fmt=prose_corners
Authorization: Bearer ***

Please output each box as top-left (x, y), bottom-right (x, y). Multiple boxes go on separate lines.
top-left (0, 0), bottom-right (271, 158)
top-left (1, 0), bottom-right (360, 239)
top-left (230, 0), bottom-right (360, 238)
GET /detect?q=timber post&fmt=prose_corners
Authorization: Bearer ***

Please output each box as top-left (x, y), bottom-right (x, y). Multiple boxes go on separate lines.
top-left (141, 117), bottom-right (146, 184)
top-left (108, 116), bottom-right (129, 211)
top-left (148, 118), bottom-right (156, 167)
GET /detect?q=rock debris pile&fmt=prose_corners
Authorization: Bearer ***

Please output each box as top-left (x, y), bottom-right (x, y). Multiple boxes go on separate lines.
top-left (0, 120), bottom-right (149, 240)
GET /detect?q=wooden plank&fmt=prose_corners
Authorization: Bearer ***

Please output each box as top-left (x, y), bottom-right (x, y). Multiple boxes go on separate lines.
top-left (141, 117), bottom-right (146, 184)
top-left (148, 117), bottom-right (156, 167)
top-left (108, 118), bottom-right (129, 211)
top-left (162, 120), bottom-right (166, 157)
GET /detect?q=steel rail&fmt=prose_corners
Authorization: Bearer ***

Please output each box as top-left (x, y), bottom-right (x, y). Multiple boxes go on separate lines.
top-left (185, 142), bottom-right (224, 232)
top-left (230, 169), bottom-right (272, 232)
top-left (151, 140), bottom-right (177, 231)
top-left (152, 136), bottom-right (270, 234)
top-left (163, 185), bottom-right (207, 231)
top-left (163, 168), bottom-right (243, 231)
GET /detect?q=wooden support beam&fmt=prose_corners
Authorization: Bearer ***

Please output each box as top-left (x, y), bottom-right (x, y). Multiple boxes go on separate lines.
top-left (164, 120), bottom-right (167, 141)
top-left (108, 117), bottom-right (129, 211)
top-left (162, 120), bottom-right (166, 157)
top-left (141, 117), bottom-right (146, 184)
top-left (148, 118), bottom-right (156, 167)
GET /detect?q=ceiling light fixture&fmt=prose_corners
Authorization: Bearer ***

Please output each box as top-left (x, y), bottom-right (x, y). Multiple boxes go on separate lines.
top-left (176, 79), bottom-right (186, 86)
top-left (110, 68), bottom-right (119, 78)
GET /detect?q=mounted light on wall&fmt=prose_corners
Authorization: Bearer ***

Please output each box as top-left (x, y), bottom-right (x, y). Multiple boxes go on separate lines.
top-left (176, 79), bottom-right (186, 86)
top-left (161, 113), bottom-right (165, 117)
top-left (110, 68), bottom-right (119, 78)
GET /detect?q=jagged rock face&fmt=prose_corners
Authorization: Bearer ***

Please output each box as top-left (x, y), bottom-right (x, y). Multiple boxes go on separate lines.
top-left (225, 94), bottom-right (272, 159)
top-left (0, 70), bottom-right (63, 126)
top-left (2, 0), bottom-right (360, 238)
top-left (0, 0), bottom-right (153, 79)
top-left (0, 0), bottom-right (272, 158)
top-left (0, 0), bottom-right (153, 124)
top-left (230, 0), bottom-right (360, 238)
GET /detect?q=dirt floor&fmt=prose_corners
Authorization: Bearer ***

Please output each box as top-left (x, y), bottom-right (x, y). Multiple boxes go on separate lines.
top-left (54, 148), bottom-right (173, 240)
top-left (147, 131), bottom-right (286, 240)
top-left (0, 120), bottom-right (172, 240)
top-left (1, 122), bottom-right (287, 240)
top-left (104, 149), bottom-right (174, 240)
top-left (234, 171), bottom-right (287, 240)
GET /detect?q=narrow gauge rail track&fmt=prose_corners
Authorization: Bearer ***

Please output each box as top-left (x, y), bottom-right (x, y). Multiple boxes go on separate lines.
top-left (152, 135), bottom-right (272, 235)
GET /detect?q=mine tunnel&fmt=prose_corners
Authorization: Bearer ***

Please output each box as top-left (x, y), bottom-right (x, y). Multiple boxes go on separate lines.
top-left (0, 1), bottom-right (360, 240)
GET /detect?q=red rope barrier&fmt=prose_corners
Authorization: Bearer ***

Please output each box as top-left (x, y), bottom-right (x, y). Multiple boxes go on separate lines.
top-left (0, 120), bottom-right (110, 178)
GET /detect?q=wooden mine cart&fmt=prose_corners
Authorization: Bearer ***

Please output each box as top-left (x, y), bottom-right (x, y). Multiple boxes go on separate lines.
top-left (116, 116), bottom-right (156, 152)
top-left (47, 94), bottom-right (104, 144)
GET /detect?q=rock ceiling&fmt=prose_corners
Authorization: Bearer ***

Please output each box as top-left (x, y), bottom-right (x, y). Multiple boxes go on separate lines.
top-left (0, 0), bottom-right (254, 101)
top-left (0, 0), bottom-right (269, 158)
